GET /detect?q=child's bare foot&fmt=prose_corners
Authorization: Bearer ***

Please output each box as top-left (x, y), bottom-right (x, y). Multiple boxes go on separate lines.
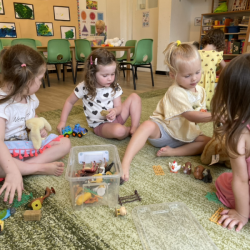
top-left (36, 162), bottom-right (64, 176)
top-left (156, 146), bottom-right (174, 157)
top-left (130, 126), bottom-right (137, 136)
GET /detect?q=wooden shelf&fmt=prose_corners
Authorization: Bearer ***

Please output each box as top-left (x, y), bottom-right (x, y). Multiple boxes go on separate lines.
top-left (224, 54), bottom-right (239, 56)
top-left (202, 10), bottom-right (250, 17)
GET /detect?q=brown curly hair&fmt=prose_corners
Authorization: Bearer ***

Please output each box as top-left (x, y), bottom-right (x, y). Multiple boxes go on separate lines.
top-left (84, 48), bottom-right (120, 100)
top-left (201, 29), bottom-right (225, 52)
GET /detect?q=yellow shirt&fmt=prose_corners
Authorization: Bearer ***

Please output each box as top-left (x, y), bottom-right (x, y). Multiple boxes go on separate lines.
top-left (198, 50), bottom-right (223, 110)
top-left (150, 83), bottom-right (206, 142)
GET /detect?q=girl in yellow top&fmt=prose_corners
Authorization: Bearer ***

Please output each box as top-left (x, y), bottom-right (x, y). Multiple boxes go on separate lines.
top-left (198, 29), bottom-right (226, 110)
top-left (121, 41), bottom-right (212, 181)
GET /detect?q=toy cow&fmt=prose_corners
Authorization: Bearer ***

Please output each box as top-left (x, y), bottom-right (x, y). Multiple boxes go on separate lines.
top-left (182, 162), bottom-right (192, 175)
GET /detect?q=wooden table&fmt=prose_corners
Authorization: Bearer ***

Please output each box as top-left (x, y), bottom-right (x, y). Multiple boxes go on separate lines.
top-left (92, 46), bottom-right (135, 82)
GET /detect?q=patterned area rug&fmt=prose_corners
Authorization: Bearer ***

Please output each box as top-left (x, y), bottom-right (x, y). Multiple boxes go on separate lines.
top-left (0, 88), bottom-right (250, 250)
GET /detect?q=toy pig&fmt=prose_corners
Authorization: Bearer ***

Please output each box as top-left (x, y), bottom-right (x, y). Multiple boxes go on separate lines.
top-left (202, 168), bottom-right (212, 183)
top-left (182, 162), bottom-right (192, 175)
top-left (193, 165), bottom-right (205, 180)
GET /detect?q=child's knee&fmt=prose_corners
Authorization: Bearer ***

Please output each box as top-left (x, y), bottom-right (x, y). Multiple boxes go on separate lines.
top-left (130, 93), bottom-right (141, 103)
top-left (61, 137), bottom-right (71, 154)
top-left (113, 125), bottom-right (129, 138)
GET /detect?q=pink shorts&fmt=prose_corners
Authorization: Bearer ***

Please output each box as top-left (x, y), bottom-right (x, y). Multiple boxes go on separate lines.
top-left (93, 115), bottom-right (125, 138)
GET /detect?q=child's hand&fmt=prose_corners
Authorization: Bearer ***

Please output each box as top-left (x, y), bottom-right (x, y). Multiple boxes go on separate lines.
top-left (0, 172), bottom-right (23, 204)
top-left (40, 128), bottom-right (48, 138)
top-left (121, 166), bottom-right (130, 182)
top-left (57, 122), bottom-right (66, 134)
top-left (106, 109), bottom-right (116, 121)
top-left (218, 209), bottom-right (248, 232)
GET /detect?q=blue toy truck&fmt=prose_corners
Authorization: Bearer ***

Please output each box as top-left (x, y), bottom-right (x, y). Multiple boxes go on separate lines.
top-left (62, 126), bottom-right (73, 138)
top-left (72, 124), bottom-right (88, 138)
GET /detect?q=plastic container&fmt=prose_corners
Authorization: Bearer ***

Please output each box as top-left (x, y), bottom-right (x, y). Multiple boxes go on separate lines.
top-left (132, 202), bottom-right (219, 250)
top-left (86, 36), bottom-right (104, 46)
top-left (65, 145), bottom-right (121, 210)
top-left (227, 26), bottom-right (240, 33)
top-left (213, 25), bottom-right (227, 33)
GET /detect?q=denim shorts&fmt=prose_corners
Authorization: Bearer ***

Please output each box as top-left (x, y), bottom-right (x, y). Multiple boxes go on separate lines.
top-left (148, 121), bottom-right (188, 148)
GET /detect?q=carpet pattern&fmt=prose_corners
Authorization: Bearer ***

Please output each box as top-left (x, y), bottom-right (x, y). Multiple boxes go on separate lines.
top-left (0, 89), bottom-right (250, 250)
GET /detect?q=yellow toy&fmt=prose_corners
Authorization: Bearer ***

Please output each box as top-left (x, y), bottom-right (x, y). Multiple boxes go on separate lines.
top-left (201, 135), bottom-right (231, 168)
top-left (75, 192), bottom-right (92, 206)
top-left (0, 220), bottom-right (4, 234)
top-left (26, 117), bottom-right (52, 150)
top-left (115, 206), bottom-right (127, 217)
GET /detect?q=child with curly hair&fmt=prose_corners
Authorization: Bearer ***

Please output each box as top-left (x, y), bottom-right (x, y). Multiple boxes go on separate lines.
top-left (57, 48), bottom-right (141, 140)
top-left (198, 29), bottom-right (226, 110)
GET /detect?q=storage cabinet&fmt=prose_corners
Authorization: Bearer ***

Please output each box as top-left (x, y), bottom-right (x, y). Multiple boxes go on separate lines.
top-left (199, 10), bottom-right (250, 57)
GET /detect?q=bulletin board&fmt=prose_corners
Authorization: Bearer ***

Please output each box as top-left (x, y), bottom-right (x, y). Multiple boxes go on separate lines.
top-left (1, 0), bottom-right (79, 46)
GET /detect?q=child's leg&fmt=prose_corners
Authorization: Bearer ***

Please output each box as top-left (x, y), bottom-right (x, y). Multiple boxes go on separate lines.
top-left (0, 159), bottom-right (64, 178)
top-left (157, 135), bottom-right (211, 157)
top-left (122, 120), bottom-right (161, 181)
top-left (25, 137), bottom-right (71, 164)
top-left (99, 93), bottom-right (141, 140)
top-left (119, 93), bottom-right (141, 135)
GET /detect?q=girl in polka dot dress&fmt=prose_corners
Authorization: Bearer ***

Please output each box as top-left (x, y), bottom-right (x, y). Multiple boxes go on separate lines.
top-left (57, 48), bottom-right (141, 140)
top-left (198, 29), bottom-right (226, 110)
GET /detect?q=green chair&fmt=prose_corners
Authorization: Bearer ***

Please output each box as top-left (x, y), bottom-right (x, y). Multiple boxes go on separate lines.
top-left (11, 38), bottom-right (37, 51)
top-left (74, 39), bottom-right (92, 82)
top-left (11, 38), bottom-right (46, 88)
top-left (46, 39), bottom-right (75, 87)
top-left (119, 39), bottom-right (154, 90)
top-left (0, 40), bottom-right (3, 52)
top-left (0, 39), bottom-right (12, 47)
top-left (35, 40), bottom-right (42, 46)
top-left (117, 40), bottom-right (137, 77)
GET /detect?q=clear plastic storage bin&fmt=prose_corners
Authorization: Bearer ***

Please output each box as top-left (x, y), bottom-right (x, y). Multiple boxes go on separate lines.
top-left (65, 145), bottom-right (121, 210)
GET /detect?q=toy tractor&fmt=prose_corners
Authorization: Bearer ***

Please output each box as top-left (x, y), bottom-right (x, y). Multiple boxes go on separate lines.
top-left (72, 124), bottom-right (88, 138)
top-left (0, 208), bottom-right (16, 220)
top-left (62, 126), bottom-right (73, 138)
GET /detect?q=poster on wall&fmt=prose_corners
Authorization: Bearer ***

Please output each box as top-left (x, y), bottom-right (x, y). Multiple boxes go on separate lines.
top-left (61, 26), bottom-right (76, 39)
top-left (36, 23), bottom-right (54, 36)
top-left (0, 22), bottom-right (17, 38)
top-left (86, 0), bottom-right (98, 10)
top-left (142, 11), bottom-right (149, 27)
top-left (194, 17), bottom-right (201, 26)
top-left (14, 3), bottom-right (34, 19)
top-left (54, 6), bottom-right (70, 21)
top-left (0, 0), bottom-right (5, 15)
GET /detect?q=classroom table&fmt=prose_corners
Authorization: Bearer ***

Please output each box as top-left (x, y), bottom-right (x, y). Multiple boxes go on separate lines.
top-left (92, 46), bottom-right (135, 82)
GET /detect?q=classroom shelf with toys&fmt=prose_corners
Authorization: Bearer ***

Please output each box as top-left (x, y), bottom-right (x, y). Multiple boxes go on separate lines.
top-left (199, 10), bottom-right (250, 57)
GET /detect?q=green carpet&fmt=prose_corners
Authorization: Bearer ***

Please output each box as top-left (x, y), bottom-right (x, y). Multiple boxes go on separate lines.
top-left (0, 88), bottom-right (249, 250)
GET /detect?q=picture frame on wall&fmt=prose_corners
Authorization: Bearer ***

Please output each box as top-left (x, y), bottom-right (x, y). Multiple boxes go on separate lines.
top-left (36, 22), bottom-right (54, 36)
top-left (60, 26), bottom-right (76, 39)
top-left (14, 2), bottom-right (34, 19)
top-left (54, 6), bottom-right (70, 21)
top-left (0, 22), bottom-right (17, 38)
top-left (0, 0), bottom-right (5, 15)
top-left (194, 17), bottom-right (201, 26)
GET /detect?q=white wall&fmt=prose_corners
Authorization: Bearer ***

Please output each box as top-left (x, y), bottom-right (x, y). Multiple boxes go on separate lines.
top-left (189, 0), bottom-right (211, 42)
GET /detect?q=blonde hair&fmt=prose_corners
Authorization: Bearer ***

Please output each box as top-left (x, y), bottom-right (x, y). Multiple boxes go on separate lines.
top-left (95, 20), bottom-right (105, 30)
top-left (163, 41), bottom-right (200, 74)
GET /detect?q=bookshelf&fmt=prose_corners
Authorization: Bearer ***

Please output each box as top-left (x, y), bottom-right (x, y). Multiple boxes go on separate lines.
top-left (199, 10), bottom-right (250, 57)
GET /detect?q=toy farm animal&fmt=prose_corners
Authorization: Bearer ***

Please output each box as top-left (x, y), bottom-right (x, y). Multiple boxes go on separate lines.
top-left (169, 161), bottom-right (181, 173)
top-left (182, 162), bottom-right (192, 175)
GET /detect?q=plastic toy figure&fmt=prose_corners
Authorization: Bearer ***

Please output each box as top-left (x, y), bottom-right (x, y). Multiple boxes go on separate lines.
top-left (75, 161), bottom-right (98, 177)
top-left (62, 126), bottom-right (73, 138)
top-left (115, 206), bottom-right (127, 217)
top-left (72, 124), bottom-right (88, 138)
top-left (194, 165), bottom-right (212, 183)
top-left (27, 187), bottom-right (55, 210)
top-left (169, 161), bottom-right (181, 173)
top-left (182, 162), bottom-right (192, 175)
top-left (0, 220), bottom-right (4, 235)
top-left (0, 208), bottom-right (16, 220)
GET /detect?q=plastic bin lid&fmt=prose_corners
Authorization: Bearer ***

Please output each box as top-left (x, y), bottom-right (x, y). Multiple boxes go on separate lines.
top-left (132, 202), bottom-right (219, 250)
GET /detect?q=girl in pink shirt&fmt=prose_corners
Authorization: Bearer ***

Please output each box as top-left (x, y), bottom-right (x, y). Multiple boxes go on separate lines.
top-left (211, 53), bottom-right (250, 232)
